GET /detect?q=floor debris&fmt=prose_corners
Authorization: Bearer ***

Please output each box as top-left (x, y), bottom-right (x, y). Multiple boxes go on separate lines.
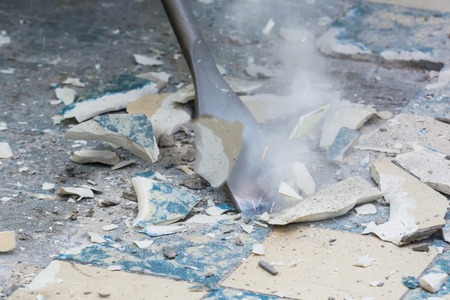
top-left (131, 171), bottom-right (202, 226)
top-left (353, 255), bottom-right (376, 268)
top-left (363, 160), bottom-right (448, 245)
top-left (355, 204), bottom-right (377, 216)
top-left (70, 149), bottom-right (120, 166)
top-left (111, 159), bottom-right (135, 170)
top-left (65, 113), bottom-right (159, 163)
top-left (0, 142), bottom-right (13, 158)
top-left (262, 18), bottom-right (276, 36)
top-left (133, 53), bottom-right (164, 66)
top-left (0, 231), bottom-right (16, 252)
top-left (138, 225), bottom-right (187, 237)
top-left (291, 161), bottom-right (316, 196)
top-left (55, 87), bottom-right (77, 105)
top-left (252, 243), bottom-right (265, 256)
top-left (278, 181), bottom-right (303, 201)
top-left (192, 116), bottom-right (243, 187)
top-left (258, 260), bottom-right (278, 275)
top-left (419, 273), bottom-right (449, 293)
top-left (62, 77), bottom-right (86, 88)
top-left (62, 74), bottom-right (158, 122)
top-left (269, 176), bottom-right (382, 225)
top-left (58, 187), bottom-right (95, 200)
top-left (326, 127), bottom-right (360, 163)
top-left (289, 104), bottom-right (329, 140)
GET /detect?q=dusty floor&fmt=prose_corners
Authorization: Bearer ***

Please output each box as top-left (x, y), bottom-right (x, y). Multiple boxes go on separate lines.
top-left (0, 0), bottom-right (447, 299)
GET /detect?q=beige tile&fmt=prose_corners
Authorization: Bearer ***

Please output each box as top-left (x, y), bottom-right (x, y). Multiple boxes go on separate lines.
top-left (369, 0), bottom-right (450, 12)
top-left (222, 226), bottom-right (437, 299)
top-left (10, 261), bottom-right (205, 300)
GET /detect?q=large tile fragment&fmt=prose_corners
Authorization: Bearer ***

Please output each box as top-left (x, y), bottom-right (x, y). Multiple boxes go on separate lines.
top-left (192, 116), bottom-right (243, 187)
top-left (0, 142), bottom-right (13, 158)
top-left (65, 114), bottom-right (159, 163)
top-left (364, 160), bottom-right (448, 245)
top-left (9, 261), bottom-right (205, 300)
top-left (394, 148), bottom-right (450, 195)
top-left (132, 171), bottom-right (202, 226)
top-left (222, 226), bottom-right (438, 299)
top-left (289, 104), bottom-right (329, 139)
top-left (357, 113), bottom-right (450, 155)
top-left (269, 176), bottom-right (382, 225)
top-left (0, 231), bottom-right (16, 252)
top-left (326, 127), bottom-right (360, 163)
top-left (316, 2), bottom-right (449, 70)
top-left (62, 74), bottom-right (158, 122)
top-left (320, 104), bottom-right (375, 148)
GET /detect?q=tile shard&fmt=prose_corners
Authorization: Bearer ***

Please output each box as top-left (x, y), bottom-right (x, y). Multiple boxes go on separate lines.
top-left (363, 160), bottom-right (448, 245)
top-left (58, 187), bottom-right (95, 200)
top-left (62, 75), bottom-right (158, 122)
top-left (289, 104), bottom-right (330, 140)
top-left (133, 54), bottom-right (164, 66)
top-left (394, 147), bottom-right (450, 195)
top-left (138, 225), bottom-right (187, 237)
top-left (0, 231), bottom-right (16, 252)
top-left (131, 172), bottom-right (202, 226)
top-left (192, 116), bottom-right (243, 187)
top-left (326, 127), bottom-right (360, 163)
top-left (65, 114), bottom-right (159, 163)
top-left (419, 273), bottom-right (449, 293)
top-left (55, 87), bottom-right (77, 105)
top-left (0, 142), bottom-right (13, 158)
top-left (70, 150), bottom-right (120, 166)
top-left (269, 176), bottom-right (382, 225)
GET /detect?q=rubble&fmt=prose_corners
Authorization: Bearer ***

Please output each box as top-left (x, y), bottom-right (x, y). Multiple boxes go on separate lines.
top-left (326, 127), bottom-right (360, 163)
top-left (419, 273), bottom-right (449, 293)
top-left (133, 240), bottom-right (153, 249)
top-left (291, 162), bottom-right (316, 196)
top-left (278, 181), bottom-right (303, 201)
top-left (353, 255), bottom-right (376, 268)
top-left (355, 204), bottom-right (377, 215)
top-left (70, 149), bottom-right (120, 165)
top-left (62, 75), bottom-right (158, 122)
top-left (65, 114), bottom-right (159, 163)
top-left (320, 104), bottom-right (375, 148)
top-left (269, 176), bottom-right (382, 225)
top-left (363, 160), bottom-right (448, 245)
top-left (58, 187), bottom-right (95, 200)
top-left (0, 231), bottom-right (16, 252)
top-left (131, 171), bottom-right (202, 226)
top-left (191, 116), bottom-right (243, 187)
top-left (289, 104), bottom-right (329, 140)
top-left (55, 87), bottom-right (77, 105)
top-left (0, 142), bottom-right (13, 158)
top-left (262, 18), bottom-right (275, 36)
top-left (252, 243), bottom-right (265, 255)
top-left (111, 159), bottom-right (135, 170)
top-left (133, 54), bottom-right (164, 66)
top-left (0, 31), bottom-right (10, 46)
top-left (62, 77), bottom-right (86, 87)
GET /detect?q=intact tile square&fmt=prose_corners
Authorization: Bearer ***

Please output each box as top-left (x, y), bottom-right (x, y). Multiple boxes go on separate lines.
top-left (222, 226), bottom-right (438, 299)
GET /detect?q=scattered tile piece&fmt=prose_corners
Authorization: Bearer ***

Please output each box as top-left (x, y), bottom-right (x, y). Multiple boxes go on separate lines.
top-left (252, 243), bottom-right (265, 255)
top-left (262, 18), bottom-right (275, 36)
top-left (55, 87), bottom-right (77, 105)
top-left (88, 232), bottom-right (108, 244)
top-left (0, 231), bottom-right (16, 252)
top-left (376, 111), bottom-right (394, 120)
top-left (98, 198), bottom-right (120, 207)
top-left (241, 223), bottom-right (254, 234)
top-left (326, 127), bottom-right (360, 163)
top-left (62, 74), bottom-right (158, 122)
top-left (289, 105), bottom-right (329, 140)
top-left (42, 182), bottom-right (56, 191)
top-left (192, 116), bottom-right (243, 187)
top-left (0, 31), bottom-right (10, 47)
top-left (292, 161), bottom-right (316, 196)
top-left (58, 187), bottom-right (95, 200)
top-left (419, 273), bottom-right (449, 293)
top-left (0, 142), bottom-right (13, 158)
top-left (258, 260), bottom-right (278, 275)
top-left (320, 104), bottom-right (375, 148)
top-left (63, 77), bottom-right (86, 88)
top-left (163, 246), bottom-right (177, 259)
top-left (107, 265), bottom-right (122, 271)
top-left (111, 159), bottom-right (135, 170)
top-left (355, 204), bottom-right (377, 215)
top-left (278, 181), bottom-right (303, 201)
top-left (133, 54), bottom-right (164, 66)
top-left (65, 114), bottom-right (159, 163)
top-left (259, 212), bottom-right (270, 222)
top-left (402, 276), bottom-right (420, 289)
top-left (136, 71), bottom-right (171, 89)
top-left (205, 206), bottom-right (226, 216)
top-left (178, 165), bottom-right (195, 175)
top-left (139, 225), bottom-right (187, 237)
top-left (363, 160), bottom-right (448, 245)
top-left (132, 172), bottom-right (202, 226)
top-left (0, 122), bottom-right (7, 130)
top-left (102, 224), bottom-right (118, 231)
top-left (70, 150), bottom-right (120, 166)
top-left (394, 148), bottom-right (450, 195)
top-left (353, 255), bottom-right (376, 268)
top-left (442, 224), bottom-right (450, 243)
top-left (133, 240), bottom-right (153, 249)
top-left (369, 281), bottom-right (384, 287)
top-left (411, 243), bottom-right (429, 252)
top-left (269, 176), bottom-right (382, 225)
top-left (185, 214), bottom-right (231, 224)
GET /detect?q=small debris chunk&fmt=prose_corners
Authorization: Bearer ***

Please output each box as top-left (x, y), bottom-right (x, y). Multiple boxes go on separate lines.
top-left (240, 223), bottom-right (254, 234)
top-left (262, 18), bottom-right (276, 36)
top-left (252, 243), bottom-right (265, 255)
top-left (369, 281), bottom-right (384, 287)
top-left (88, 232), bottom-right (107, 244)
top-left (258, 260), bottom-right (278, 275)
top-left (326, 127), bottom-right (360, 163)
top-left (411, 243), bottom-right (429, 252)
top-left (419, 273), bottom-right (449, 293)
top-left (42, 182), bottom-right (56, 191)
top-left (98, 198), bottom-right (120, 207)
top-left (279, 181), bottom-right (303, 201)
top-left (63, 77), bottom-right (86, 87)
top-left (353, 255), bottom-right (375, 268)
top-left (70, 150), bottom-right (120, 166)
top-left (111, 160), bottom-right (135, 170)
top-left (0, 231), bottom-right (16, 252)
top-left (133, 240), bottom-right (153, 249)
top-left (107, 265), bottom-right (122, 271)
top-left (163, 246), bottom-right (177, 259)
top-left (289, 105), bottom-right (329, 139)
top-left (0, 142), bottom-right (13, 158)
top-left (292, 161), bottom-right (316, 195)
top-left (139, 225), bottom-right (187, 237)
top-left (133, 54), bottom-right (164, 66)
top-left (102, 224), bottom-right (118, 231)
top-left (402, 276), bottom-right (420, 289)
top-left (58, 187), bottom-right (94, 200)
top-left (376, 111), bottom-right (394, 120)
top-left (355, 204), bottom-right (377, 215)
top-left (55, 87), bottom-right (77, 105)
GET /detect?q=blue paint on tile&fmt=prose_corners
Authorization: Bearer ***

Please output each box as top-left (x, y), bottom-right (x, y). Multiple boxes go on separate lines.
top-left (402, 276), bottom-right (420, 289)
top-left (59, 223), bottom-right (271, 288)
top-left (327, 127), bottom-right (360, 162)
top-left (205, 288), bottom-right (280, 300)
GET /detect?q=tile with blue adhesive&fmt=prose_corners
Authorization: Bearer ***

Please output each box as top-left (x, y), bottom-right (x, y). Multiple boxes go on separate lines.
top-left (59, 223), bottom-right (271, 288)
top-left (62, 74), bottom-right (159, 122)
top-left (317, 2), bottom-right (449, 70)
top-left (326, 127), bottom-right (360, 163)
top-left (132, 171), bottom-right (203, 226)
top-left (205, 288), bottom-right (280, 300)
top-left (65, 113), bottom-right (159, 162)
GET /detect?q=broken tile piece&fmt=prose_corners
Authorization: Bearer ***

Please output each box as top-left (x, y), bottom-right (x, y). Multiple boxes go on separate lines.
top-left (136, 71), bottom-right (171, 89)
top-left (0, 142), bottom-right (13, 158)
top-left (262, 18), bottom-right (275, 36)
top-left (102, 224), bottom-right (118, 231)
top-left (353, 255), bottom-right (376, 268)
top-left (0, 31), bottom-right (10, 47)
top-left (252, 243), bottom-right (265, 255)
top-left (289, 105), bottom-right (330, 140)
top-left (132, 172), bottom-right (202, 226)
top-left (442, 224), bottom-right (450, 243)
top-left (139, 225), bottom-right (187, 237)
top-left (278, 181), bottom-right (303, 201)
top-left (133, 54), bottom-right (164, 66)
top-left (192, 116), bottom-right (243, 187)
top-left (65, 114), bottom-right (159, 163)
top-left (62, 74), bottom-right (158, 122)
top-left (326, 127), bottom-right (360, 163)
top-left (320, 104), bottom-right (375, 148)
top-left (133, 240), bottom-right (153, 249)
top-left (394, 148), bottom-right (450, 195)
top-left (0, 122), bottom-right (7, 130)
top-left (292, 161), bottom-right (316, 196)
top-left (70, 150), bottom-right (120, 166)
top-left (419, 273), bottom-right (449, 293)
top-left (355, 204), bottom-right (377, 215)
top-left (55, 87), bottom-right (77, 105)
top-left (269, 176), bottom-right (382, 225)
top-left (363, 160), bottom-right (448, 245)
top-left (42, 182), bottom-right (55, 191)
top-left (88, 232), bottom-right (108, 244)
top-left (0, 231), bottom-right (16, 252)
top-left (58, 187), bottom-right (94, 200)
top-left (63, 77), bottom-right (86, 87)
top-left (111, 159), bottom-right (135, 170)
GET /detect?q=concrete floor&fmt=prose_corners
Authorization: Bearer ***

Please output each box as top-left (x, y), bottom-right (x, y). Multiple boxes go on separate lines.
top-left (0, 0), bottom-right (445, 299)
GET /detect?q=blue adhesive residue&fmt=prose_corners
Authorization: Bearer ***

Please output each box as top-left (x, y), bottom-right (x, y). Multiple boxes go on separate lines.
top-left (402, 276), bottom-right (420, 289)
top-left (205, 288), bottom-right (280, 300)
top-left (93, 114), bottom-right (156, 149)
top-left (61, 74), bottom-right (153, 114)
top-left (59, 224), bottom-right (271, 288)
